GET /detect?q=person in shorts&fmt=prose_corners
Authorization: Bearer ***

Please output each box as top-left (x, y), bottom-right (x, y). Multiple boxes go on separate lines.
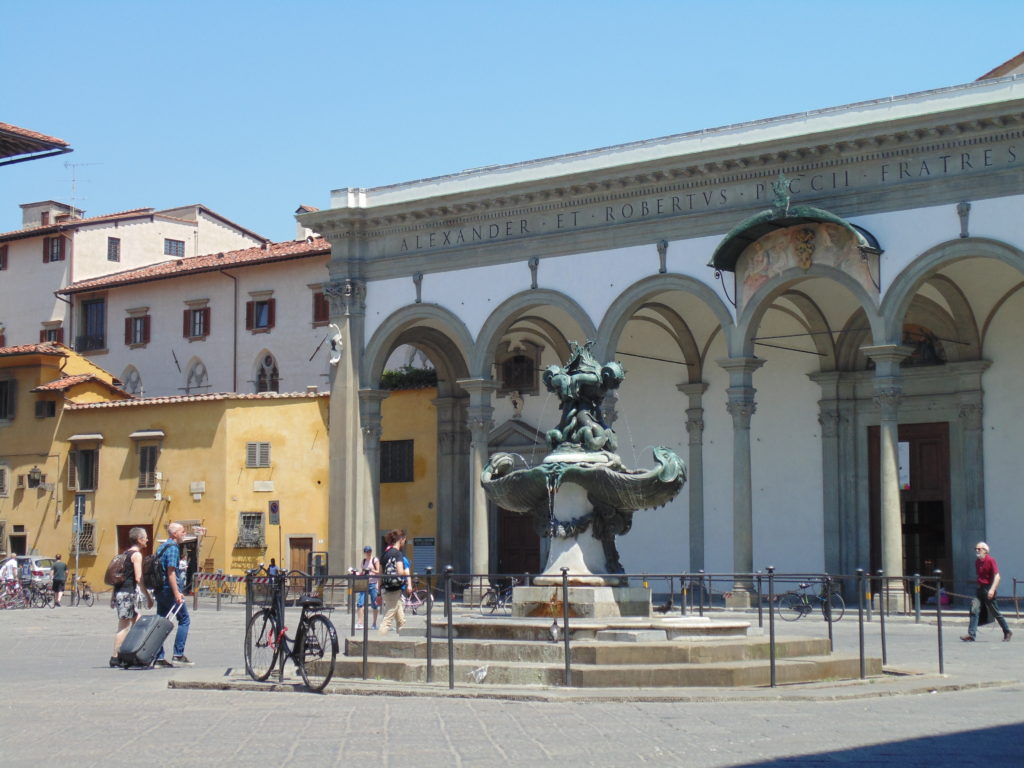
top-left (356, 545), bottom-right (380, 629)
top-left (111, 527), bottom-right (154, 667)
top-left (51, 554), bottom-right (68, 607)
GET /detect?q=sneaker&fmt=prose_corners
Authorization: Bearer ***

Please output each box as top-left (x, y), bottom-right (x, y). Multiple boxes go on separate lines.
top-left (153, 659), bottom-right (174, 668)
top-left (371, 624), bottom-right (378, 630)
top-left (172, 655), bottom-right (194, 665)
top-left (109, 656), bottom-right (122, 668)
top-left (960, 635), bottom-right (975, 642)
top-left (1004, 631), bottom-right (1013, 642)
top-left (355, 624), bottom-right (363, 630)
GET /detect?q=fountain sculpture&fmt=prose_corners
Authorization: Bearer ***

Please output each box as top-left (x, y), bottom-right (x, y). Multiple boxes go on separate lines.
top-left (481, 341), bottom-right (686, 617)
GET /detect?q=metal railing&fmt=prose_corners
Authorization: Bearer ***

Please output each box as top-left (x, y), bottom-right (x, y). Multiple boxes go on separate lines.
top-left (240, 567), bottom-right (975, 690)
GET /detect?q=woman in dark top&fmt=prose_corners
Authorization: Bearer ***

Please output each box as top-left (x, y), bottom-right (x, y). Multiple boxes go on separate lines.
top-left (110, 527), bottom-right (154, 667)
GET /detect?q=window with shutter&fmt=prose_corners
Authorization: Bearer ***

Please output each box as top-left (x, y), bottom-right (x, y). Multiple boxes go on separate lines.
top-left (43, 237), bottom-right (65, 262)
top-left (0, 466), bottom-right (8, 497)
top-left (138, 445), bottom-right (159, 489)
top-left (247, 298), bottom-right (275, 331)
top-left (184, 307), bottom-right (210, 339)
top-left (107, 237), bottom-right (121, 262)
top-left (0, 379), bottom-right (15, 421)
top-left (245, 442), bottom-right (271, 468)
top-left (68, 448), bottom-right (98, 491)
top-left (312, 291), bottom-right (329, 324)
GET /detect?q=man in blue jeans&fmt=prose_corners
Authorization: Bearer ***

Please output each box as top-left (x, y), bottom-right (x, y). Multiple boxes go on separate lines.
top-left (154, 522), bottom-right (193, 667)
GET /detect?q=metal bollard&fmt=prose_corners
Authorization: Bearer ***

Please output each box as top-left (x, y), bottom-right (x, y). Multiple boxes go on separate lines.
top-left (913, 573), bottom-right (921, 624)
top-left (698, 570), bottom-right (705, 618)
top-left (877, 569), bottom-right (887, 666)
top-left (856, 568), bottom-right (866, 679)
top-left (425, 566), bottom-right (434, 684)
top-left (767, 566), bottom-right (776, 688)
top-left (445, 566), bottom-right (455, 690)
top-left (823, 575), bottom-right (834, 653)
top-left (934, 569), bottom-right (944, 675)
top-left (561, 567), bottom-right (572, 687)
top-left (756, 572), bottom-right (764, 629)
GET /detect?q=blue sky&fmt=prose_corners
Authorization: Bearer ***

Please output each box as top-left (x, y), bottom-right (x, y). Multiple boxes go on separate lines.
top-left (3, 1), bottom-right (1023, 243)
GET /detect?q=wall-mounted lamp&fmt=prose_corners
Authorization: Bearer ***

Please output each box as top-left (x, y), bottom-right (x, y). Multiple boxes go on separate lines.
top-left (27, 466), bottom-right (43, 488)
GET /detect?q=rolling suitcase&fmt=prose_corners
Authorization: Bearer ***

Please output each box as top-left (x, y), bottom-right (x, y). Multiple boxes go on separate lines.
top-left (118, 602), bottom-right (182, 667)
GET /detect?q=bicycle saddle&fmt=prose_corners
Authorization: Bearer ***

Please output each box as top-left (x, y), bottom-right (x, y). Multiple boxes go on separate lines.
top-left (298, 595), bottom-right (323, 608)
top-left (798, 582), bottom-right (811, 589)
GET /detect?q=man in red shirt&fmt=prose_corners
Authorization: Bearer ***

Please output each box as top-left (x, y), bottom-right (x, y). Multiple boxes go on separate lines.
top-left (962, 542), bottom-right (1012, 642)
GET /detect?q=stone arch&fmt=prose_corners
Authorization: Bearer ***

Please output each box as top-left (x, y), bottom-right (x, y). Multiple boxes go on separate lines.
top-left (252, 350), bottom-right (279, 393)
top-left (472, 289), bottom-right (596, 378)
top-left (597, 274), bottom-right (734, 380)
top-left (364, 304), bottom-right (473, 394)
top-left (120, 365), bottom-right (143, 396)
top-left (881, 237), bottom-right (1024, 343)
top-left (183, 357), bottom-right (209, 395)
top-left (735, 263), bottom-right (883, 358)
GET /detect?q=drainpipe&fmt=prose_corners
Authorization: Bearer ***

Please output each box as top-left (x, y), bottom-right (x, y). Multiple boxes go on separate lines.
top-left (54, 292), bottom-right (73, 348)
top-left (219, 269), bottom-right (238, 391)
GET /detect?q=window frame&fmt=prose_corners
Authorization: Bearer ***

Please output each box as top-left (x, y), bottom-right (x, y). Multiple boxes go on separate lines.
top-left (67, 448), bottom-right (99, 492)
top-left (380, 439), bottom-right (414, 483)
top-left (312, 290), bottom-right (329, 326)
top-left (107, 237), bottom-right (121, 262)
top-left (124, 314), bottom-right (151, 347)
top-left (138, 444), bottom-right (160, 490)
top-left (183, 306), bottom-right (210, 340)
top-left (0, 466), bottom-right (8, 497)
top-left (164, 238), bottom-right (186, 258)
top-left (235, 512), bottom-right (265, 549)
top-left (245, 441), bottom-right (271, 468)
top-left (43, 236), bottom-right (66, 263)
top-left (0, 379), bottom-right (15, 422)
top-left (0, 244), bottom-right (8, 270)
top-left (245, 297), bottom-right (276, 332)
top-left (72, 520), bottom-right (97, 555)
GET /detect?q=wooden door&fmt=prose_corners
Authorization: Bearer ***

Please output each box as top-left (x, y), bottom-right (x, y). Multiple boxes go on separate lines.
top-left (496, 508), bottom-right (540, 576)
top-left (289, 537), bottom-right (313, 574)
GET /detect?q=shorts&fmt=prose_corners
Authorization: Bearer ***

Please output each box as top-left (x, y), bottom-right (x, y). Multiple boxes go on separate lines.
top-left (52, 580), bottom-right (65, 592)
top-left (357, 582), bottom-right (380, 608)
top-left (114, 590), bottom-right (141, 620)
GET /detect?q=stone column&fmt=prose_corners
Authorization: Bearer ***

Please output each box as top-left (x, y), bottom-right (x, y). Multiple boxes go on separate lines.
top-left (718, 357), bottom-right (765, 607)
top-left (957, 392), bottom-right (986, 592)
top-left (325, 278), bottom-right (369, 574)
top-left (358, 389), bottom-right (389, 544)
top-left (433, 395), bottom-right (470, 573)
top-left (457, 378), bottom-right (497, 587)
top-left (677, 381), bottom-right (708, 572)
top-left (862, 344), bottom-right (913, 610)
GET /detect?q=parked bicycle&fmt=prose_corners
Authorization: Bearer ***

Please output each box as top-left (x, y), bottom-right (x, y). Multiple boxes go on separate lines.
top-left (402, 585), bottom-right (432, 615)
top-left (0, 580), bottom-right (29, 609)
top-left (244, 569), bottom-right (339, 692)
top-left (26, 581), bottom-right (54, 608)
top-left (776, 580), bottom-right (845, 622)
top-left (479, 577), bottom-right (520, 615)
top-left (68, 576), bottom-right (95, 607)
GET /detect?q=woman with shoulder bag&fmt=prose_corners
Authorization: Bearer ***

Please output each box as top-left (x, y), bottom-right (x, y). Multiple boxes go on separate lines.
top-left (110, 527), bottom-right (155, 667)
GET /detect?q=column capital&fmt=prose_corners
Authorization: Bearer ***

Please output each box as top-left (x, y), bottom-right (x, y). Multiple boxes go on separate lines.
top-left (325, 278), bottom-right (366, 317)
top-left (456, 377), bottom-right (499, 400)
top-left (861, 344), bottom-right (913, 377)
top-left (676, 380), bottom-right (709, 403)
top-left (358, 388), bottom-right (390, 406)
top-left (716, 356), bottom-right (766, 379)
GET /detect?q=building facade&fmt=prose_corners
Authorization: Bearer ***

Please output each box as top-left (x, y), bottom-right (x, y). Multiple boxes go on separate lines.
top-left (302, 64), bottom-right (1024, 597)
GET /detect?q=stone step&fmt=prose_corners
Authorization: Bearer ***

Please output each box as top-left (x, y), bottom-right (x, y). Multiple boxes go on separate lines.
top-left (330, 654), bottom-right (880, 688)
top-left (344, 635), bottom-right (834, 665)
top-left (420, 615), bottom-right (753, 642)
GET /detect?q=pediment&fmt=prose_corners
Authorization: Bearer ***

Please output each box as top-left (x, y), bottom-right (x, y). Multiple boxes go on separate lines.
top-left (488, 418), bottom-right (545, 452)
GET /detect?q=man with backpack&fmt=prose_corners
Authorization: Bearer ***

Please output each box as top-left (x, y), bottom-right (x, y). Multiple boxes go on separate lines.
top-left (378, 529), bottom-right (409, 635)
top-left (153, 522), bottom-right (193, 667)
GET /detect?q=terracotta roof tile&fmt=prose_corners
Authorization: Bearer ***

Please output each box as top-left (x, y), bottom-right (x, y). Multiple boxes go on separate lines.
top-left (0, 342), bottom-right (67, 357)
top-left (0, 208), bottom-right (156, 239)
top-left (65, 390), bottom-right (328, 410)
top-left (62, 237), bottom-right (331, 294)
top-left (31, 372), bottom-right (132, 397)
top-left (0, 122), bottom-right (69, 147)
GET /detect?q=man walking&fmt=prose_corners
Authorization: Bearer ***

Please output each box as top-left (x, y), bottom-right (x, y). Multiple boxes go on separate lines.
top-left (154, 522), bottom-right (193, 667)
top-left (962, 541), bottom-right (1012, 642)
top-left (51, 554), bottom-right (68, 607)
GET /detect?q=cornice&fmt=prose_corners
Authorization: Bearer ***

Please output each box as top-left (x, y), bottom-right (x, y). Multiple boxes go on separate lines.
top-left (308, 103), bottom-right (1024, 240)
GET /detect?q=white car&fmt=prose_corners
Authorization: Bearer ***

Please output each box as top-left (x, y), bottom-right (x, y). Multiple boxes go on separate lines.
top-left (15, 556), bottom-right (56, 586)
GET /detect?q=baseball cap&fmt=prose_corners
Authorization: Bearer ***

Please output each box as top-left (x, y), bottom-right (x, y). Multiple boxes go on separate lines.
top-left (363, 545), bottom-right (372, 552)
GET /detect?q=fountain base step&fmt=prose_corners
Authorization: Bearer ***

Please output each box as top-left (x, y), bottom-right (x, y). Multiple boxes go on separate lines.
top-left (512, 585), bottom-right (652, 618)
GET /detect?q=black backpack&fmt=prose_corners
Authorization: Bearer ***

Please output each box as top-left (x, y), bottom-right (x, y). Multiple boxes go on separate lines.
top-left (381, 549), bottom-right (403, 591)
top-left (142, 543), bottom-right (170, 590)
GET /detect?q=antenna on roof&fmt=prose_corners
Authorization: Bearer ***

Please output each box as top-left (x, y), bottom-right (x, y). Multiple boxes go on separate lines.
top-left (63, 161), bottom-right (102, 216)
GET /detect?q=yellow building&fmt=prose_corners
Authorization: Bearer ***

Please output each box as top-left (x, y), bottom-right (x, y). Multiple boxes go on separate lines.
top-left (1, 342), bottom-right (330, 585)
top-left (378, 386), bottom-right (438, 573)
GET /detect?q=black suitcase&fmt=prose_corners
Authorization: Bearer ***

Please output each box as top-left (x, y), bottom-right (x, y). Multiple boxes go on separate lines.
top-left (118, 603), bottom-right (181, 667)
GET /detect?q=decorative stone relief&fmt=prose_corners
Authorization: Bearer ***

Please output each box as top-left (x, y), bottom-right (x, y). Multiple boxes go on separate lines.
top-left (325, 279), bottom-right (366, 316)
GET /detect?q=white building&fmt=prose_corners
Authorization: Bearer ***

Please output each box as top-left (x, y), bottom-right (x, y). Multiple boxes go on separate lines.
top-left (0, 201), bottom-right (267, 350)
top-left (60, 235), bottom-right (333, 397)
top-left (300, 54), bottom-right (1024, 599)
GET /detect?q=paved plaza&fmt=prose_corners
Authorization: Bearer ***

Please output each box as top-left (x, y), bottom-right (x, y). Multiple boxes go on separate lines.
top-left (1, 597), bottom-right (1021, 767)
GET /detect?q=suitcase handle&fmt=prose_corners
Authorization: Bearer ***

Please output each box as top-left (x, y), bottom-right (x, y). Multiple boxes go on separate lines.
top-left (163, 600), bottom-right (184, 619)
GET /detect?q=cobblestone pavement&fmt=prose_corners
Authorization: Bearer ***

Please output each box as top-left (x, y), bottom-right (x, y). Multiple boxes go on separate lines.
top-left (1, 598), bottom-right (1021, 767)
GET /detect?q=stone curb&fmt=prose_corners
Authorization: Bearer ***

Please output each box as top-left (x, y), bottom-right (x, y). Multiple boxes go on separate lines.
top-left (168, 669), bottom-right (1021, 704)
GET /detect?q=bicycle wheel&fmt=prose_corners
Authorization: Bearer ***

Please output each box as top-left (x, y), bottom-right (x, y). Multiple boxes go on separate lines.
top-left (244, 609), bottom-right (280, 682)
top-left (777, 592), bottom-right (806, 621)
top-left (820, 592), bottom-right (845, 622)
top-left (83, 589), bottom-right (95, 607)
top-left (298, 614), bottom-right (338, 693)
top-left (70, 588), bottom-right (80, 607)
top-left (410, 589), bottom-right (431, 615)
top-left (479, 589), bottom-right (498, 614)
